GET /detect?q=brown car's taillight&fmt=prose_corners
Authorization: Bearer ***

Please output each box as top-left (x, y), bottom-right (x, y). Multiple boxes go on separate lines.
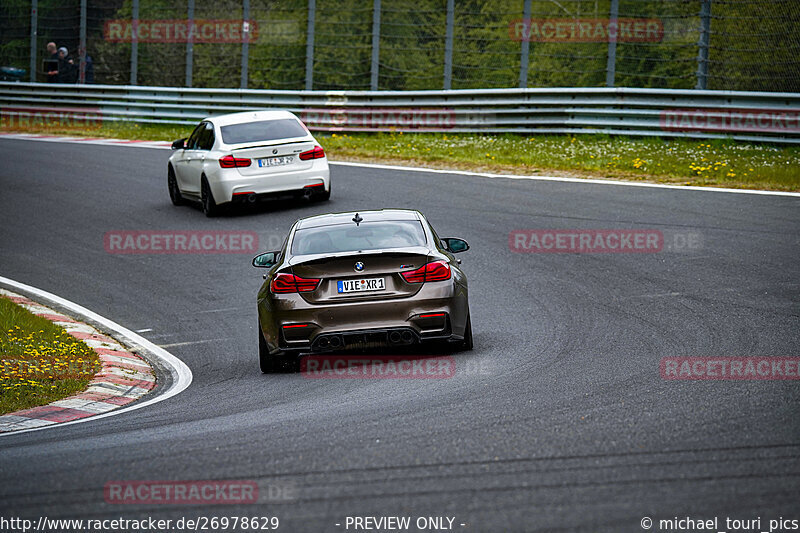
top-left (401, 260), bottom-right (451, 283)
top-left (299, 146), bottom-right (325, 160)
top-left (270, 273), bottom-right (320, 293)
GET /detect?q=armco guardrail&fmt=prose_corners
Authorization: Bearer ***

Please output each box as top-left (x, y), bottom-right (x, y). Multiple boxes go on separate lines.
top-left (1, 82), bottom-right (799, 143)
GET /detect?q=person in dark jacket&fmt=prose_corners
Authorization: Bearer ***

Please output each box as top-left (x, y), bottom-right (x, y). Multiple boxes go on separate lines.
top-left (84, 54), bottom-right (94, 84)
top-left (56, 47), bottom-right (78, 83)
top-left (45, 42), bottom-right (59, 83)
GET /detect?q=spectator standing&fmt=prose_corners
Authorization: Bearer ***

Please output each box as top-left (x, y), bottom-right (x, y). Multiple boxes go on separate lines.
top-left (56, 47), bottom-right (78, 84)
top-left (84, 54), bottom-right (94, 84)
top-left (45, 42), bottom-right (59, 83)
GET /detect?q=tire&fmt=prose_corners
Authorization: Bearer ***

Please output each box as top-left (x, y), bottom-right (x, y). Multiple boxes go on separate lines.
top-left (201, 177), bottom-right (219, 217)
top-left (461, 313), bottom-right (474, 351)
top-left (315, 183), bottom-right (331, 202)
top-left (259, 323), bottom-right (287, 373)
top-left (167, 166), bottom-right (184, 206)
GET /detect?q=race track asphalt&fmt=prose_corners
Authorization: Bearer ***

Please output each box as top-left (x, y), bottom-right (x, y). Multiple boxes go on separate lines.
top-left (0, 138), bottom-right (798, 532)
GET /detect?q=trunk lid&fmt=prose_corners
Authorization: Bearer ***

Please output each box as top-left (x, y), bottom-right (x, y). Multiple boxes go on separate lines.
top-left (230, 140), bottom-right (318, 176)
top-left (289, 248), bottom-right (432, 304)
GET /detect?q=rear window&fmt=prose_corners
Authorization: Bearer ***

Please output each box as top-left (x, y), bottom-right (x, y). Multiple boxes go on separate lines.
top-left (292, 221), bottom-right (427, 255)
top-left (220, 118), bottom-right (308, 145)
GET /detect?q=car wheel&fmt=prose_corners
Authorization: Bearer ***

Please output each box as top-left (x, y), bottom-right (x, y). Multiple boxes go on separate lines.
top-left (259, 323), bottom-right (288, 373)
top-left (167, 166), bottom-right (184, 206)
top-left (201, 177), bottom-right (219, 217)
top-left (461, 313), bottom-right (474, 351)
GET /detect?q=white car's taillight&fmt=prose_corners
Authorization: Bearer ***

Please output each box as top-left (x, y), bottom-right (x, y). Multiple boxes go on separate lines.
top-left (299, 146), bottom-right (325, 161)
top-left (219, 155), bottom-right (251, 168)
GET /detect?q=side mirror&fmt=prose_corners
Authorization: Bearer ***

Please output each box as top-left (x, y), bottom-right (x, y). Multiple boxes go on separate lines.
top-left (252, 251), bottom-right (279, 268)
top-left (442, 238), bottom-right (469, 253)
top-left (171, 138), bottom-right (186, 150)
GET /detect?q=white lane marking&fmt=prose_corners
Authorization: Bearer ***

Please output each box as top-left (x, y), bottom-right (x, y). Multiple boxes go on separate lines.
top-left (159, 338), bottom-right (231, 348)
top-left (57, 322), bottom-right (97, 334)
top-left (86, 382), bottom-right (153, 397)
top-left (0, 417), bottom-right (53, 431)
top-left (195, 307), bottom-right (244, 314)
top-left (100, 366), bottom-right (157, 382)
top-left (85, 384), bottom-right (150, 398)
top-left (98, 354), bottom-right (151, 368)
top-left (50, 398), bottom-right (120, 414)
top-left (329, 161), bottom-right (800, 198)
top-left (81, 338), bottom-right (127, 351)
top-left (18, 303), bottom-right (54, 314)
top-left (0, 275), bottom-right (193, 437)
top-left (1, 132), bottom-right (798, 197)
top-left (135, 328), bottom-right (153, 333)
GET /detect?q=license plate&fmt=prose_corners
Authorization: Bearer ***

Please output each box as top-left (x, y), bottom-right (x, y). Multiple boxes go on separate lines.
top-left (337, 278), bottom-right (385, 293)
top-left (257, 155), bottom-right (294, 167)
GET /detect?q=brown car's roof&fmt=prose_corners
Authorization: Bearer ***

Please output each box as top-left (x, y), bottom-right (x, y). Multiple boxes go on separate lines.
top-left (295, 209), bottom-right (421, 229)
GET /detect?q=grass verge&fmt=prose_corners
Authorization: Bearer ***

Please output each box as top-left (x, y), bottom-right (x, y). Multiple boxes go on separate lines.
top-left (2, 122), bottom-right (799, 191)
top-left (0, 296), bottom-right (101, 415)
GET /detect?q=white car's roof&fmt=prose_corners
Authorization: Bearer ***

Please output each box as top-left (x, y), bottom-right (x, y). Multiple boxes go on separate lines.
top-left (206, 110), bottom-right (300, 128)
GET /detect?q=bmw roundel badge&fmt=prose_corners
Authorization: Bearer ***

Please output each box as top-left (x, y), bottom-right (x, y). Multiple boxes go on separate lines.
top-left (354, 262), bottom-right (365, 272)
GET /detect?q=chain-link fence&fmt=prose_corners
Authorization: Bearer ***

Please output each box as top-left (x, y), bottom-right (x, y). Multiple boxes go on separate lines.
top-left (1, 0), bottom-right (798, 92)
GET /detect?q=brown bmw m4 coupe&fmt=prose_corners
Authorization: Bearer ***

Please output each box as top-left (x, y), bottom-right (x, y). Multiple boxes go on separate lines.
top-left (252, 209), bottom-right (472, 372)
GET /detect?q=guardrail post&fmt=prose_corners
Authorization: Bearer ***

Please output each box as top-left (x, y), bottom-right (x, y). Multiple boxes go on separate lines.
top-left (519, 0), bottom-right (532, 88)
top-left (606, 0), bottom-right (618, 87)
top-left (370, 0), bottom-right (381, 91)
top-left (131, 0), bottom-right (138, 85)
top-left (443, 0), bottom-right (454, 90)
top-left (241, 0), bottom-right (250, 89)
top-left (305, 0), bottom-right (316, 90)
top-left (186, 0), bottom-right (194, 87)
top-left (695, 0), bottom-right (712, 90)
top-left (29, 0), bottom-right (37, 82)
top-left (79, 0), bottom-right (87, 84)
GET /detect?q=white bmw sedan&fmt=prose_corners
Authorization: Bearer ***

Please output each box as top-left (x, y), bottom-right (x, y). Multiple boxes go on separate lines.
top-left (167, 110), bottom-right (330, 216)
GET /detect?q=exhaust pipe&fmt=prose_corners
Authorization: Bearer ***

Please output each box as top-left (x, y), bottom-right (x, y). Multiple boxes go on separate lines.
top-left (329, 335), bottom-right (342, 348)
top-left (247, 193), bottom-right (257, 203)
top-left (388, 331), bottom-right (402, 344)
top-left (318, 337), bottom-right (330, 348)
top-left (303, 188), bottom-right (314, 199)
top-left (400, 330), bottom-right (414, 344)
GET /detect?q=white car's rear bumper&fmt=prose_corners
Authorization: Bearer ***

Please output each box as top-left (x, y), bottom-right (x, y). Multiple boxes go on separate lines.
top-left (209, 160), bottom-right (330, 204)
